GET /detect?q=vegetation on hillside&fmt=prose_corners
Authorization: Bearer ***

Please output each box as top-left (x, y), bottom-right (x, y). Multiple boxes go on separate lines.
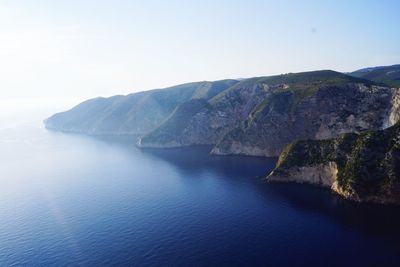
top-left (274, 122), bottom-right (400, 202)
top-left (351, 64), bottom-right (400, 87)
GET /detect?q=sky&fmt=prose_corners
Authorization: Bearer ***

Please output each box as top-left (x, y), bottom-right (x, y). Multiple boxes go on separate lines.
top-left (1, 0), bottom-right (400, 101)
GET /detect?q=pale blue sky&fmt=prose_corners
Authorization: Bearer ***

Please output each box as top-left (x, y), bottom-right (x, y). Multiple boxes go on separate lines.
top-left (1, 0), bottom-right (399, 100)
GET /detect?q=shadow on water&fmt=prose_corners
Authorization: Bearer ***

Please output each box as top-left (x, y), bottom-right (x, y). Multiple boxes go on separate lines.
top-left (85, 134), bottom-right (400, 251)
top-left (141, 146), bottom-right (277, 179)
top-left (264, 182), bottom-right (400, 248)
top-left (91, 134), bottom-right (276, 179)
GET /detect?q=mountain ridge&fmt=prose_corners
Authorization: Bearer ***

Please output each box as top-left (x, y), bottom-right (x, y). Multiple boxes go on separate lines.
top-left (45, 67), bottom-right (400, 158)
top-left (350, 64), bottom-right (400, 87)
top-left (45, 79), bottom-right (239, 136)
top-left (44, 65), bottom-right (400, 203)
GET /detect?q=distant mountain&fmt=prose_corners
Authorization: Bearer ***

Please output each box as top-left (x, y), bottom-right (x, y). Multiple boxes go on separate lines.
top-left (267, 120), bottom-right (400, 204)
top-left (350, 64), bottom-right (400, 87)
top-left (45, 69), bottom-right (400, 158)
top-left (44, 79), bottom-right (239, 135)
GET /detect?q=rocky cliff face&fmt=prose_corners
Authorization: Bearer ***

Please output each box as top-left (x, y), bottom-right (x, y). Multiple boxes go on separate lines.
top-left (212, 81), bottom-right (400, 157)
top-left (138, 78), bottom-right (282, 147)
top-left (385, 89), bottom-right (400, 128)
top-left (140, 70), bottom-right (396, 152)
top-left (267, 122), bottom-right (400, 204)
top-left (268, 162), bottom-right (338, 188)
top-left (45, 69), bottom-right (399, 159)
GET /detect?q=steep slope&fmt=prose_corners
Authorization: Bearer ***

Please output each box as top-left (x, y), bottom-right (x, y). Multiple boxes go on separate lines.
top-left (44, 80), bottom-right (239, 135)
top-left (267, 121), bottom-right (400, 204)
top-left (138, 99), bottom-right (210, 147)
top-left (45, 69), bottom-right (400, 158)
top-left (140, 70), bottom-right (379, 149)
top-left (138, 75), bottom-right (280, 147)
top-left (351, 64), bottom-right (400, 87)
top-left (212, 71), bottom-right (400, 156)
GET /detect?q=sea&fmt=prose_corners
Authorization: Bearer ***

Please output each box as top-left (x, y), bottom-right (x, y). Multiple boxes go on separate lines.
top-left (0, 100), bottom-right (399, 266)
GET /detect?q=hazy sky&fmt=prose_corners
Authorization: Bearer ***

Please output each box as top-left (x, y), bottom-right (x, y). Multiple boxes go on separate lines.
top-left (1, 0), bottom-right (399, 100)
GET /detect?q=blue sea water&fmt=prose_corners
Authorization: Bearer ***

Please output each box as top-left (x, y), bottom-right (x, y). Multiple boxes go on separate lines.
top-left (1, 109), bottom-right (400, 266)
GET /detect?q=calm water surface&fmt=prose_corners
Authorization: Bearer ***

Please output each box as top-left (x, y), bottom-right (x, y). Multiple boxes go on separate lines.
top-left (1, 115), bottom-right (400, 266)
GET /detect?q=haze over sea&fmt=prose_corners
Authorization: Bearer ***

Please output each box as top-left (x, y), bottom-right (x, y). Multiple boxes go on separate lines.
top-left (0, 100), bottom-right (399, 266)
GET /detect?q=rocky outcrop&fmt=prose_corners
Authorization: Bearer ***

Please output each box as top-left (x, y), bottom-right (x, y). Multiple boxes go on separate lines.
top-left (267, 122), bottom-right (400, 204)
top-left (384, 88), bottom-right (400, 128)
top-left (212, 82), bottom-right (399, 157)
top-left (268, 162), bottom-right (338, 188)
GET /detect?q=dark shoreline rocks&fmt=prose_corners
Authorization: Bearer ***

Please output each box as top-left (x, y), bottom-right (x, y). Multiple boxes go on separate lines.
top-left (267, 122), bottom-right (400, 204)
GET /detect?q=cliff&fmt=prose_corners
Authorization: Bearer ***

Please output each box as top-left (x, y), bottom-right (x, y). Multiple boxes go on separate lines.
top-left (45, 67), bottom-right (400, 158)
top-left (138, 73), bottom-right (281, 147)
top-left (267, 122), bottom-right (400, 204)
top-left (211, 73), bottom-right (400, 156)
top-left (140, 70), bottom-right (400, 154)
